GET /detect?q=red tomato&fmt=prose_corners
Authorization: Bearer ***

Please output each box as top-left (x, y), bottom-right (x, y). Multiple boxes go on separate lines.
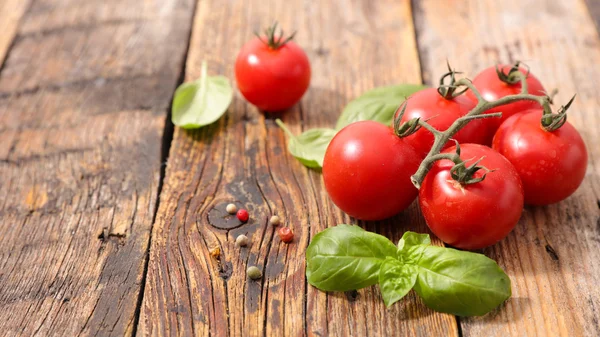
top-left (235, 31), bottom-right (310, 112)
top-left (397, 88), bottom-right (486, 157)
top-left (323, 121), bottom-right (421, 220)
top-left (492, 110), bottom-right (587, 205)
top-left (467, 64), bottom-right (546, 144)
top-left (419, 144), bottom-right (524, 250)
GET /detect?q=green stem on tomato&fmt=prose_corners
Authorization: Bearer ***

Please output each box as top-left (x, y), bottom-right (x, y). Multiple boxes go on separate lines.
top-left (409, 72), bottom-right (552, 189)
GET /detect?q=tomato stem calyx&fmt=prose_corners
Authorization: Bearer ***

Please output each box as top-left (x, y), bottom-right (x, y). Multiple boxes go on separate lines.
top-left (255, 22), bottom-right (296, 50)
top-left (394, 103), bottom-right (426, 137)
top-left (496, 61), bottom-right (529, 85)
top-left (437, 61), bottom-right (467, 99)
top-left (450, 156), bottom-right (494, 185)
top-left (541, 94), bottom-right (575, 132)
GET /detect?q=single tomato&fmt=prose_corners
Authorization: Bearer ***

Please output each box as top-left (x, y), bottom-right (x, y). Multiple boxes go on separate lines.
top-left (419, 144), bottom-right (524, 250)
top-left (467, 64), bottom-right (546, 144)
top-left (235, 24), bottom-right (310, 112)
top-left (397, 88), bottom-right (486, 157)
top-left (323, 121), bottom-right (421, 220)
top-left (492, 110), bottom-right (587, 205)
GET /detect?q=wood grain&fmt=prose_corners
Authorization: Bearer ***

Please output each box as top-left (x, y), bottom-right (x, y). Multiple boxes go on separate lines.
top-left (413, 0), bottom-right (600, 336)
top-left (0, 0), bottom-right (30, 67)
top-left (138, 0), bottom-right (458, 336)
top-left (584, 0), bottom-right (600, 34)
top-left (0, 0), bottom-right (195, 335)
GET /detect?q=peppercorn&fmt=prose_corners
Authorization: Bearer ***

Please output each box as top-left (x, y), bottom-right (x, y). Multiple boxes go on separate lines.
top-left (278, 227), bottom-right (294, 243)
top-left (237, 209), bottom-right (249, 223)
top-left (235, 234), bottom-right (249, 247)
top-left (247, 266), bottom-right (262, 280)
top-left (226, 203), bottom-right (237, 214)
top-left (269, 215), bottom-right (281, 226)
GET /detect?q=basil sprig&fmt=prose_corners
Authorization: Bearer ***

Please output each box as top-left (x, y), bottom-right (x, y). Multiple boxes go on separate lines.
top-left (306, 225), bottom-right (511, 316)
top-left (278, 84), bottom-right (426, 168)
top-left (171, 61), bottom-right (233, 129)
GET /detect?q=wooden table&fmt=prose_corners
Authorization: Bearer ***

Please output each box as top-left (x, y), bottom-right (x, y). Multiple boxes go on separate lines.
top-left (1, 0), bottom-right (599, 336)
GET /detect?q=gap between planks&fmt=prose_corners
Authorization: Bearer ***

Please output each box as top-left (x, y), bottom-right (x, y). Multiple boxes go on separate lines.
top-left (128, 0), bottom-right (202, 336)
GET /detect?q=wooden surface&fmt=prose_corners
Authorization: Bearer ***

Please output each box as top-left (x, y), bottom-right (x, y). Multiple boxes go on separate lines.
top-left (0, 0), bottom-right (195, 335)
top-left (0, 0), bottom-right (29, 66)
top-left (0, 0), bottom-right (599, 336)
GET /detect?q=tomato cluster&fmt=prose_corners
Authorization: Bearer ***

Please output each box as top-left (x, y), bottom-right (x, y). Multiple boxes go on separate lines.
top-left (232, 25), bottom-right (586, 250)
top-left (323, 63), bottom-right (587, 250)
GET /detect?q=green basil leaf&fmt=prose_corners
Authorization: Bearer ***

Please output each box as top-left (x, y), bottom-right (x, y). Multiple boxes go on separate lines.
top-left (306, 224), bottom-right (397, 292)
top-left (397, 231), bottom-right (431, 250)
top-left (172, 61), bottom-right (233, 129)
top-left (379, 257), bottom-right (417, 307)
top-left (335, 84), bottom-right (427, 130)
top-left (413, 246), bottom-right (512, 316)
top-left (276, 119), bottom-right (336, 168)
top-left (396, 231), bottom-right (431, 265)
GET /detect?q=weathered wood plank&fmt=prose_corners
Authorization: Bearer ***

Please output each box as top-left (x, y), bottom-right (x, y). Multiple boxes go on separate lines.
top-left (413, 0), bottom-right (600, 336)
top-left (139, 0), bottom-right (459, 336)
top-left (0, 0), bottom-right (196, 335)
top-left (0, 0), bottom-right (30, 67)
top-left (584, 0), bottom-right (600, 34)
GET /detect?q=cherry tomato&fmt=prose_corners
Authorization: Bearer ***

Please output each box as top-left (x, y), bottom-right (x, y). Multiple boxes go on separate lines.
top-left (492, 110), bottom-right (587, 205)
top-left (323, 121), bottom-right (421, 220)
top-left (467, 64), bottom-right (546, 144)
top-left (235, 25), bottom-right (310, 112)
top-left (419, 144), bottom-right (524, 250)
top-left (397, 88), bottom-right (486, 157)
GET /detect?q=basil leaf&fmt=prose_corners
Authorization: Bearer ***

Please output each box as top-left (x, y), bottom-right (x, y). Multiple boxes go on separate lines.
top-left (396, 231), bottom-right (431, 265)
top-left (397, 231), bottom-right (431, 250)
top-left (172, 61), bottom-right (233, 129)
top-left (413, 246), bottom-right (512, 316)
top-left (276, 119), bottom-right (336, 168)
top-left (306, 224), bottom-right (397, 292)
top-left (379, 257), bottom-right (417, 307)
top-left (335, 84), bottom-right (427, 130)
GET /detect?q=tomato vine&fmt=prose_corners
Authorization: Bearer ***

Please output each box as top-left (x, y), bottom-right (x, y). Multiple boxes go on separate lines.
top-left (395, 67), bottom-right (575, 189)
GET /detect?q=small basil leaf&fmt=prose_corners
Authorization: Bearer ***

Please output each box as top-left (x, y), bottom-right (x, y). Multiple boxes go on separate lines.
top-left (172, 61), bottom-right (233, 129)
top-left (276, 119), bottom-right (336, 168)
top-left (397, 231), bottom-right (431, 250)
top-left (397, 232), bottom-right (431, 264)
top-left (413, 246), bottom-right (512, 316)
top-left (336, 84), bottom-right (427, 130)
top-left (379, 257), bottom-right (418, 307)
top-left (306, 224), bottom-right (397, 292)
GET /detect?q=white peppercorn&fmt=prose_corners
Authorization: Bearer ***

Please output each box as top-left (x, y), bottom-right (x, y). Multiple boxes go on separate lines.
top-left (235, 234), bottom-right (249, 247)
top-left (269, 215), bottom-right (281, 226)
top-left (226, 203), bottom-right (237, 214)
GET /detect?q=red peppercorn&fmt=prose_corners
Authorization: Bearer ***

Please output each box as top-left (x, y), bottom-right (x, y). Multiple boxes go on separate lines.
top-left (237, 209), bottom-right (249, 223)
top-left (278, 227), bottom-right (294, 243)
